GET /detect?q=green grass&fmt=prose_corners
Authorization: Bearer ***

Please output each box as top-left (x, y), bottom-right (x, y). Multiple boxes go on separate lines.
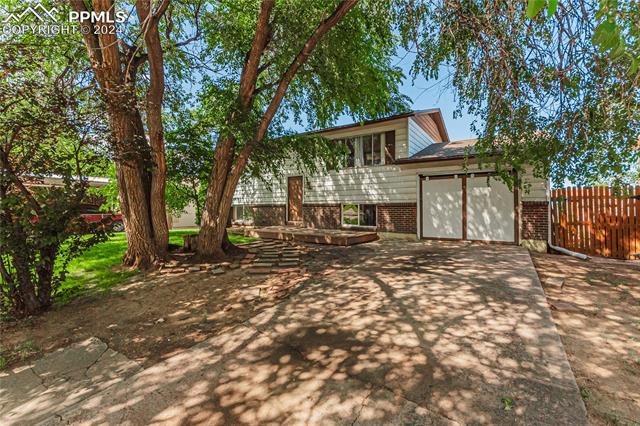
top-left (54, 229), bottom-right (256, 304)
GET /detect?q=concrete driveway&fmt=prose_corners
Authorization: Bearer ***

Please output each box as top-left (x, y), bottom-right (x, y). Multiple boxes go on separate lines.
top-left (11, 240), bottom-right (587, 425)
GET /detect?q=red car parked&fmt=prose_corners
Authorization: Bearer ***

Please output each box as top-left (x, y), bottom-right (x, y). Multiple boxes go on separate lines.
top-left (80, 209), bottom-right (125, 232)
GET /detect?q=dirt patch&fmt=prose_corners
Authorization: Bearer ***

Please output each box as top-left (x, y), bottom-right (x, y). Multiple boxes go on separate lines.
top-left (0, 243), bottom-right (313, 370)
top-left (532, 253), bottom-right (640, 425)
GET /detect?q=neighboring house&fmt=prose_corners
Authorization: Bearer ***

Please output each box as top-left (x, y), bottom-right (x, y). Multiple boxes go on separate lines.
top-left (32, 175), bottom-right (200, 230)
top-left (232, 109), bottom-right (550, 251)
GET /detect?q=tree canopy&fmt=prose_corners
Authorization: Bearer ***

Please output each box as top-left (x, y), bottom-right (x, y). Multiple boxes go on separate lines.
top-left (399, 0), bottom-right (639, 187)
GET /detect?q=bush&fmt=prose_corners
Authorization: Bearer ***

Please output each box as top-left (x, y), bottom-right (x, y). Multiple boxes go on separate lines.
top-left (0, 44), bottom-right (109, 318)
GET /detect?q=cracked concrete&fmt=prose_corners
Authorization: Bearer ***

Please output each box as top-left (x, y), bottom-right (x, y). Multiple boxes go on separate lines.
top-left (0, 337), bottom-right (141, 425)
top-left (2, 241), bottom-right (587, 425)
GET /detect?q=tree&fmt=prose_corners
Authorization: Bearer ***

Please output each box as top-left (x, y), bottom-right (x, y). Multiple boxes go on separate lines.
top-left (70, 0), bottom-right (202, 268)
top-left (400, 0), bottom-right (639, 187)
top-left (197, 0), bottom-right (407, 258)
top-left (0, 45), bottom-right (108, 318)
top-left (165, 109), bottom-right (214, 225)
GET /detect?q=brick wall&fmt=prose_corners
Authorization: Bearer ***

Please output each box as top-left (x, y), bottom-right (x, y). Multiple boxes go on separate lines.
top-left (303, 204), bottom-right (341, 229)
top-left (249, 205), bottom-right (286, 226)
top-left (521, 201), bottom-right (548, 240)
top-left (377, 203), bottom-right (417, 234)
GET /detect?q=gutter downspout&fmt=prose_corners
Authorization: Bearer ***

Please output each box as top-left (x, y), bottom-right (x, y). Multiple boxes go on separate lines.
top-left (547, 196), bottom-right (589, 260)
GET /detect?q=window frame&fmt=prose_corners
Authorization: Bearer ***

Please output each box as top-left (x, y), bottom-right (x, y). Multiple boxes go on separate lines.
top-left (337, 132), bottom-right (386, 168)
top-left (340, 203), bottom-right (377, 228)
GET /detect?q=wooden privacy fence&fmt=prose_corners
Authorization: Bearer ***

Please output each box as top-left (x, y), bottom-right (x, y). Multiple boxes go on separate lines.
top-left (551, 186), bottom-right (640, 260)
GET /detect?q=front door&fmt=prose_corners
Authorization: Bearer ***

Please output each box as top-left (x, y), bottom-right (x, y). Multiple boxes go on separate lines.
top-left (287, 176), bottom-right (303, 223)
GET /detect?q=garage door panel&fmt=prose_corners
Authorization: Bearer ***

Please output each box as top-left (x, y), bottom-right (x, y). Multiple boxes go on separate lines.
top-left (467, 176), bottom-right (515, 242)
top-left (421, 178), bottom-right (463, 239)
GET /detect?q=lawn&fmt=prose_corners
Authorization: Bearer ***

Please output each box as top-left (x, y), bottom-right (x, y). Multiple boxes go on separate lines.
top-left (55, 229), bottom-right (256, 304)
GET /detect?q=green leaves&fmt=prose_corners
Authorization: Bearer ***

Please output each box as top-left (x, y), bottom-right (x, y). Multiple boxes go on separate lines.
top-left (593, 21), bottom-right (621, 52)
top-left (525, 0), bottom-right (559, 18)
top-left (526, 0), bottom-right (547, 19)
top-left (404, 0), bottom-right (640, 187)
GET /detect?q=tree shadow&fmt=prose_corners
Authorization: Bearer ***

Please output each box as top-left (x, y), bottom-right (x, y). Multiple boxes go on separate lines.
top-left (3, 240), bottom-right (589, 425)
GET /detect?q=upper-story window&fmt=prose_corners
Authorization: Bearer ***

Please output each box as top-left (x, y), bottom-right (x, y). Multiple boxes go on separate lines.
top-left (336, 131), bottom-right (395, 168)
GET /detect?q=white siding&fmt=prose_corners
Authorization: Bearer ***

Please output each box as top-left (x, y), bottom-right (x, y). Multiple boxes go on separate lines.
top-left (233, 174), bottom-right (287, 205)
top-left (407, 117), bottom-right (435, 156)
top-left (301, 162), bottom-right (501, 204)
top-left (233, 160), bottom-right (548, 207)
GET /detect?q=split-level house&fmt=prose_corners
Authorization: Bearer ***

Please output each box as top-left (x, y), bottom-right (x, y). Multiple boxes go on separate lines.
top-left (232, 109), bottom-right (550, 251)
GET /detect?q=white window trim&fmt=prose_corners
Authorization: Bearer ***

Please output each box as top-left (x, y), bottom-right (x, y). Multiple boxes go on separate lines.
top-left (340, 203), bottom-right (377, 228)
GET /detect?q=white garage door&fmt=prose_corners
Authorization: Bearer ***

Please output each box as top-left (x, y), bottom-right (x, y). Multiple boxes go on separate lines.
top-left (421, 177), bottom-right (463, 239)
top-left (420, 174), bottom-right (516, 243)
top-left (466, 176), bottom-right (515, 242)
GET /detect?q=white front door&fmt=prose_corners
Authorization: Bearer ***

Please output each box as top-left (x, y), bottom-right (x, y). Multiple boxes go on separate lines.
top-left (421, 176), bottom-right (463, 239)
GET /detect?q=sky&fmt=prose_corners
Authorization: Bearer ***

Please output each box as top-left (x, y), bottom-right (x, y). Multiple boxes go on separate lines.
top-left (287, 52), bottom-right (481, 142)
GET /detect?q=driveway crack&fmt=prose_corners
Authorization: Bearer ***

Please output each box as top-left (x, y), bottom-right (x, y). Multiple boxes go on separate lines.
top-left (351, 386), bottom-right (374, 426)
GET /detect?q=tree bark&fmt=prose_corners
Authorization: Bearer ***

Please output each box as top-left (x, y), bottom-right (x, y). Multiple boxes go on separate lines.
top-left (70, 0), bottom-right (170, 268)
top-left (197, 0), bottom-right (358, 259)
top-left (137, 0), bottom-right (169, 256)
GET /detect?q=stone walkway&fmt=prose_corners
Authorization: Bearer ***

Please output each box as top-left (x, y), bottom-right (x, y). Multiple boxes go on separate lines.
top-left (1, 240), bottom-right (588, 425)
top-left (242, 240), bottom-right (304, 275)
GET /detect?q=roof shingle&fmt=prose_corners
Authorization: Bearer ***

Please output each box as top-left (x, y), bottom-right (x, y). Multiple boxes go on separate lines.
top-left (400, 138), bottom-right (478, 163)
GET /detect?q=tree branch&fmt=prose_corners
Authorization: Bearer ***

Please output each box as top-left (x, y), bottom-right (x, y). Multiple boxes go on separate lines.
top-left (255, 0), bottom-right (358, 143)
top-left (238, 0), bottom-right (275, 109)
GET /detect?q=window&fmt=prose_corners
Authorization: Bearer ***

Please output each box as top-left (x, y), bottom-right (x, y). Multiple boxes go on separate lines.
top-left (336, 133), bottom-right (385, 168)
top-left (362, 134), bottom-right (382, 166)
top-left (342, 204), bottom-right (376, 227)
top-left (232, 205), bottom-right (253, 224)
top-left (345, 137), bottom-right (356, 167)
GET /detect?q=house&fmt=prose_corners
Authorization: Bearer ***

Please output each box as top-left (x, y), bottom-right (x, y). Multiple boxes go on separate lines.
top-left (232, 109), bottom-right (550, 251)
top-left (32, 176), bottom-right (200, 230)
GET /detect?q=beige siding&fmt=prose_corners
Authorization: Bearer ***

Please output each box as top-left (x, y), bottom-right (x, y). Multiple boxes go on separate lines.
top-left (520, 166), bottom-right (549, 201)
top-left (233, 174), bottom-right (287, 205)
top-left (304, 162), bottom-right (505, 204)
top-left (169, 202), bottom-right (199, 229)
top-left (232, 115), bottom-right (548, 206)
top-left (234, 161), bottom-right (548, 206)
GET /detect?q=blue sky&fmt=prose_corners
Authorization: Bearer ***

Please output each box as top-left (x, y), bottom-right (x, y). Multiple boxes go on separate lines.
top-left (287, 52), bottom-right (480, 142)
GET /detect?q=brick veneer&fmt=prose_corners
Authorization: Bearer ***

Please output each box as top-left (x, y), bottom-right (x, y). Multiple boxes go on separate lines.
top-left (303, 204), bottom-right (341, 229)
top-left (521, 201), bottom-right (548, 240)
top-left (249, 205), bottom-right (286, 226)
top-left (377, 203), bottom-right (417, 234)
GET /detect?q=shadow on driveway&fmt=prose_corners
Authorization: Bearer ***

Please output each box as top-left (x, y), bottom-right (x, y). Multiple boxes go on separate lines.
top-left (7, 240), bottom-right (587, 425)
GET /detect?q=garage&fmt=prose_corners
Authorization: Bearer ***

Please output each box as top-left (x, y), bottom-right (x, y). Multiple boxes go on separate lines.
top-left (420, 173), bottom-right (518, 243)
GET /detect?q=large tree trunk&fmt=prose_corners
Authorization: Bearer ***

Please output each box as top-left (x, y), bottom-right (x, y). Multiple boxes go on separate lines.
top-left (198, 137), bottom-right (236, 259)
top-left (71, 0), bottom-right (169, 269)
top-left (110, 106), bottom-right (159, 269)
top-left (137, 0), bottom-right (169, 256)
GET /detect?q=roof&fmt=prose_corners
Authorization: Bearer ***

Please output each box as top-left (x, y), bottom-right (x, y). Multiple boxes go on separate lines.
top-left (395, 138), bottom-right (478, 164)
top-left (311, 109), bottom-right (450, 143)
